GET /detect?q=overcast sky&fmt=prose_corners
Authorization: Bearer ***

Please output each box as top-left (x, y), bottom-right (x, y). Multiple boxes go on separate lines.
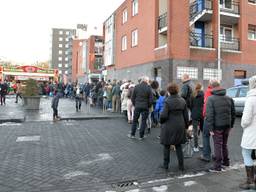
top-left (0, 0), bottom-right (124, 64)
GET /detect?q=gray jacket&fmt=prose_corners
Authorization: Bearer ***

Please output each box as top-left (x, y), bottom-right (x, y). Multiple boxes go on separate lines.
top-left (205, 88), bottom-right (236, 132)
top-left (51, 94), bottom-right (60, 109)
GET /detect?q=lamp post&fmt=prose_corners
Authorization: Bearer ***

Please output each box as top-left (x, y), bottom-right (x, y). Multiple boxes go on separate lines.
top-left (217, 0), bottom-right (221, 81)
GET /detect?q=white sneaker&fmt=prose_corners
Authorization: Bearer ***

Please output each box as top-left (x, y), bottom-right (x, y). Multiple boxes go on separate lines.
top-left (193, 147), bottom-right (200, 152)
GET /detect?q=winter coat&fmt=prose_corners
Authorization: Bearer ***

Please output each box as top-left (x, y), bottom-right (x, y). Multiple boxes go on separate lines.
top-left (160, 95), bottom-right (189, 145)
top-left (0, 83), bottom-right (8, 96)
top-left (154, 96), bottom-right (165, 113)
top-left (131, 82), bottom-right (153, 110)
top-left (241, 89), bottom-right (256, 149)
top-left (191, 91), bottom-right (204, 120)
top-left (203, 86), bottom-right (213, 117)
top-left (112, 84), bottom-right (121, 96)
top-left (205, 88), bottom-right (236, 132)
top-left (51, 94), bottom-right (60, 109)
top-left (181, 80), bottom-right (193, 109)
top-left (121, 89), bottom-right (129, 112)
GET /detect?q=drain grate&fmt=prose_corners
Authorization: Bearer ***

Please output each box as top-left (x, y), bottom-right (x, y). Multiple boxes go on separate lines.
top-left (112, 180), bottom-right (138, 189)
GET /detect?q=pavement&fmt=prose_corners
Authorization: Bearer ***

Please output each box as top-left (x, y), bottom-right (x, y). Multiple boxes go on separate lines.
top-left (0, 96), bottom-right (122, 123)
top-left (0, 114), bottom-right (252, 192)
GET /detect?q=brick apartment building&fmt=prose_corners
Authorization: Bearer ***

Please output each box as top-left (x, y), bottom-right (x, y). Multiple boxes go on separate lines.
top-left (103, 0), bottom-right (256, 88)
top-left (71, 36), bottom-right (104, 83)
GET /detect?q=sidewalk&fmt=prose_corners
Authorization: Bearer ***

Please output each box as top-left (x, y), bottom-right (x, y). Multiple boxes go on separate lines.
top-left (0, 96), bottom-right (122, 122)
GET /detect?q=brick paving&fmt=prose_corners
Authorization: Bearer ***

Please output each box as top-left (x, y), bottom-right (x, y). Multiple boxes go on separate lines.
top-left (0, 117), bottom-right (246, 191)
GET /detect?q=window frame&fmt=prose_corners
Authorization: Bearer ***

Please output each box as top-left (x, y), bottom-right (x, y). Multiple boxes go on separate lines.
top-left (121, 35), bottom-right (127, 51)
top-left (248, 25), bottom-right (256, 40)
top-left (132, 0), bottom-right (138, 16)
top-left (131, 29), bottom-right (138, 47)
top-left (122, 8), bottom-right (128, 24)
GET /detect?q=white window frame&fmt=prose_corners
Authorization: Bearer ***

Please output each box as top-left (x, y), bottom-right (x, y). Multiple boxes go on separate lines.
top-left (59, 37), bottom-right (63, 41)
top-left (59, 44), bottom-right (63, 48)
top-left (65, 71), bottom-right (68, 74)
top-left (220, 0), bottom-right (233, 10)
top-left (59, 50), bottom-right (63, 55)
top-left (58, 57), bottom-right (62, 61)
top-left (177, 67), bottom-right (198, 79)
top-left (66, 31), bottom-right (70, 35)
top-left (59, 31), bottom-right (63, 35)
top-left (220, 25), bottom-right (233, 43)
top-left (121, 35), bottom-right (127, 51)
top-left (65, 38), bottom-right (69, 42)
top-left (59, 71), bottom-right (62, 74)
top-left (65, 64), bottom-right (68, 68)
top-left (132, 0), bottom-right (138, 16)
top-left (131, 29), bottom-right (138, 47)
top-left (65, 44), bottom-right (69, 48)
top-left (122, 9), bottom-right (128, 24)
top-left (58, 64), bottom-right (62, 68)
top-left (203, 68), bottom-right (222, 80)
top-left (248, 25), bottom-right (256, 40)
top-left (65, 57), bottom-right (68, 61)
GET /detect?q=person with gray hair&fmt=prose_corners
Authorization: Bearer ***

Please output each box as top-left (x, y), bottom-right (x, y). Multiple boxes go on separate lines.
top-left (205, 80), bottom-right (236, 172)
top-left (239, 75), bottom-right (256, 190)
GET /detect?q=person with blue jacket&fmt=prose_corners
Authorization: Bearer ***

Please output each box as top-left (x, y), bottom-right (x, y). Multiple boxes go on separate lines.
top-left (154, 90), bottom-right (166, 124)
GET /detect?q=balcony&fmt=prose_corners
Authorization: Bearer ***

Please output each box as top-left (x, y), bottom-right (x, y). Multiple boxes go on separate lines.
top-left (220, 36), bottom-right (240, 51)
top-left (190, 32), bottom-right (214, 49)
top-left (158, 13), bottom-right (167, 34)
top-left (190, 0), bottom-right (213, 26)
top-left (220, 0), bottom-right (240, 24)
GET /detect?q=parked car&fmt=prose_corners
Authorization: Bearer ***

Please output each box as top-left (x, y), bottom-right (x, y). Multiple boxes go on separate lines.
top-left (226, 84), bottom-right (248, 115)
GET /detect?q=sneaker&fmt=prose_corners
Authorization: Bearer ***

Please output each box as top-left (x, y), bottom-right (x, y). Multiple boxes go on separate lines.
top-left (138, 137), bottom-right (144, 141)
top-left (193, 147), bottom-right (200, 152)
top-left (209, 167), bottom-right (223, 173)
top-left (198, 144), bottom-right (203, 149)
top-left (127, 134), bottom-right (136, 139)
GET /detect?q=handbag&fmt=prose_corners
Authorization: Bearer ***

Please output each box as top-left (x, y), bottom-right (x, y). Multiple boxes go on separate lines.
top-left (252, 149), bottom-right (256, 160)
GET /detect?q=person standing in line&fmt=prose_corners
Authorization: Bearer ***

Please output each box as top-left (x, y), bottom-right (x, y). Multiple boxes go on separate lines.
top-left (127, 83), bottom-right (135, 124)
top-left (159, 83), bottom-right (189, 171)
top-left (112, 81), bottom-right (121, 113)
top-left (199, 80), bottom-right (215, 162)
top-left (51, 93), bottom-right (61, 121)
top-left (180, 74), bottom-right (193, 120)
top-left (205, 81), bottom-right (236, 172)
top-left (191, 83), bottom-right (204, 152)
top-left (121, 84), bottom-right (129, 117)
top-left (128, 76), bottom-right (153, 140)
top-left (239, 76), bottom-right (256, 190)
top-left (0, 80), bottom-right (8, 105)
top-left (15, 80), bottom-right (23, 103)
top-left (75, 84), bottom-right (83, 112)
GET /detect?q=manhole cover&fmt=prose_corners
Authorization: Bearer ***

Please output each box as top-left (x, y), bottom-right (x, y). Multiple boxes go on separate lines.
top-left (112, 180), bottom-right (138, 189)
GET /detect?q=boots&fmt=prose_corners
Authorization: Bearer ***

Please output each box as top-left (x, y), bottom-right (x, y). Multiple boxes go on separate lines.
top-left (239, 166), bottom-right (254, 190)
top-left (254, 166), bottom-right (256, 190)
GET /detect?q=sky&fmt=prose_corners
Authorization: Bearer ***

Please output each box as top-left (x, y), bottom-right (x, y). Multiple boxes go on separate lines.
top-left (0, 0), bottom-right (124, 64)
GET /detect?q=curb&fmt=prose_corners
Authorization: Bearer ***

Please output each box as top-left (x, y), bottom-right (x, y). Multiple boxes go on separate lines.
top-left (0, 117), bottom-right (25, 124)
top-left (60, 115), bottom-right (124, 121)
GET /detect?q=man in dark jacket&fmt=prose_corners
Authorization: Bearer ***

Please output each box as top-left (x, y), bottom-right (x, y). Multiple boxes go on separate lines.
top-left (112, 81), bottom-right (121, 113)
top-left (205, 81), bottom-right (236, 172)
top-left (51, 93), bottom-right (61, 121)
top-left (0, 80), bottom-right (9, 105)
top-left (181, 74), bottom-right (193, 112)
top-left (128, 76), bottom-right (153, 140)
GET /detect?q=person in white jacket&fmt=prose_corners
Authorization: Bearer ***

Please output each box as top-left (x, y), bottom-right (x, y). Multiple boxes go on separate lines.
top-left (240, 75), bottom-right (256, 190)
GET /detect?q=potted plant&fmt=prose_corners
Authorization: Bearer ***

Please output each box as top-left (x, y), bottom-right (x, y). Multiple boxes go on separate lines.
top-left (22, 78), bottom-right (41, 110)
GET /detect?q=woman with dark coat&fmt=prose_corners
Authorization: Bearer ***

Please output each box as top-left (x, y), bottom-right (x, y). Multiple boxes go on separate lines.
top-left (160, 83), bottom-right (189, 171)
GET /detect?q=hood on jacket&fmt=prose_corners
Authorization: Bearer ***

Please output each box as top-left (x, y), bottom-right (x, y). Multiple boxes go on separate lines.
top-left (249, 75), bottom-right (256, 90)
top-left (196, 90), bottom-right (204, 98)
top-left (211, 87), bottom-right (226, 96)
top-left (247, 88), bottom-right (256, 97)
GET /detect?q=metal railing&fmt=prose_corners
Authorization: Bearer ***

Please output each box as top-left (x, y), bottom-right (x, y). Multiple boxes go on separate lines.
top-left (220, 0), bottom-right (240, 15)
top-left (190, 0), bottom-right (213, 21)
top-left (220, 36), bottom-right (240, 51)
top-left (190, 32), bottom-right (214, 48)
top-left (158, 12), bottom-right (167, 31)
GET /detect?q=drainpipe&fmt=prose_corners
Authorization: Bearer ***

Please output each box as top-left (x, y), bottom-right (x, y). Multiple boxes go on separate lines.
top-left (217, 0), bottom-right (221, 81)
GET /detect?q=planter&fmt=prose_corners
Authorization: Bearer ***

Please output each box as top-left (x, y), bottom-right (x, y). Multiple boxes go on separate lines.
top-left (23, 96), bottom-right (41, 110)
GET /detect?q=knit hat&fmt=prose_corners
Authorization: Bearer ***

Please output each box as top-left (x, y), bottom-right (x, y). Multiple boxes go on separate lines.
top-left (249, 75), bottom-right (256, 90)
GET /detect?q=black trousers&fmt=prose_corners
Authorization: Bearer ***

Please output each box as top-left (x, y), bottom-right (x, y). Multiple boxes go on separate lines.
top-left (16, 93), bottom-right (22, 103)
top-left (163, 144), bottom-right (184, 170)
top-left (53, 108), bottom-right (58, 118)
top-left (0, 94), bottom-right (6, 105)
top-left (131, 108), bottom-right (149, 138)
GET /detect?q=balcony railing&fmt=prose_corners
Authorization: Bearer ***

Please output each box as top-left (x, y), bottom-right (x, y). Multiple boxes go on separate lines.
top-left (190, 32), bottom-right (214, 48)
top-left (158, 13), bottom-right (167, 31)
top-left (220, 36), bottom-right (240, 51)
top-left (190, 0), bottom-right (213, 21)
top-left (220, 0), bottom-right (240, 15)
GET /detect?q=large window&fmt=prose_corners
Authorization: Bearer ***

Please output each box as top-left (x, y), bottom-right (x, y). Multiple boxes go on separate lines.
top-left (132, 0), bottom-right (138, 16)
top-left (131, 29), bottom-right (138, 47)
top-left (220, 25), bottom-right (233, 42)
top-left (177, 67), bottom-right (198, 79)
top-left (220, 0), bottom-right (232, 9)
top-left (121, 35), bottom-right (127, 51)
top-left (122, 9), bottom-right (128, 24)
top-left (203, 68), bottom-right (222, 80)
top-left (248, 0), bottom-right (256, 4)
top-left (248, 25), bottom-right (256, 40)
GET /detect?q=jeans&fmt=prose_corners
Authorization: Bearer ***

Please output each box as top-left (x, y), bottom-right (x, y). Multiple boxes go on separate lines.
top-left (112, 95), bottom-right (120, 112)
top-left (15, 93), bottom-right (22, 103)
top-left (131, 108), bottom-right (149, 138)
top-left (202, 119), bottom-right (211, 160)
top-left (212, 128), bottom-right (230, 170)
top-left (53, 108), bottom-right (58, 118)
top-left (75, 97), bottom-right (82, 110)
top-left (242, 148), bottom-right (254, 166)
top-left (163, 144), bottom-right (184, 170)
top-left (0, 94), bottom-right (6, 105)
top-left (192, 119), bottom-right (204, 148)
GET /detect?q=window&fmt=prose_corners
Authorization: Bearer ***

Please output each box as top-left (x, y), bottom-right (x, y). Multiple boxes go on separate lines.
top-left (66, 38), bottom-right (69, 42)
top-left (248, 0), bottom-right (256, 4)
top-left (58, 57), bottom-right (62, 61)
top-left (248, 25), bottom-right (256, 40)
top-left (122, 9), bottom-right (128, 24)
top-left (65, 44), bottom-right (69, 48)
top-left (121, 35), bottom-right (127, 51)
top-left (239, 87), bottom-right (249, 97)
top-left (220, 0), bottom-right (232, 9)
top-left (65, 71), bottom-right (68, 74)
top-left (58, 64), bottom-right (62, 68)
top-left (177, 67), bottom-right (198, 79)
top-left (65, 64), bottom-right (68, 68)
top-left (220, 25), bottom-right (233, 42)
top-left (132, 0), bottom-right (138, 16)
top-left (226, 88), bottom-right (238, 98)
top-left (59, 50), bottom-right (63, 54)
top-left (66, 31), bottom-right (70, 35)
top-left (59, 71), bottom-right (62, 74)
top-left (59, 37), bottom-right (63, 41)
top-left (65, 57), bottom-right (68, 61)
top-left (131, 29), bottom-right (138, 47)
top-left (203, 68), bottom-right (222, 80)
top-left (59, 31), bottom-right (63, 35)
top-left (65, 51), bottom-right (68, 55)
top-left (59, 44), bottom-right (63, 48)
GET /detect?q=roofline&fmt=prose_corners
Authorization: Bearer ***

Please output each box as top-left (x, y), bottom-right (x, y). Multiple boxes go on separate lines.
top-left (103, 0), bottom-right (127, 24)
